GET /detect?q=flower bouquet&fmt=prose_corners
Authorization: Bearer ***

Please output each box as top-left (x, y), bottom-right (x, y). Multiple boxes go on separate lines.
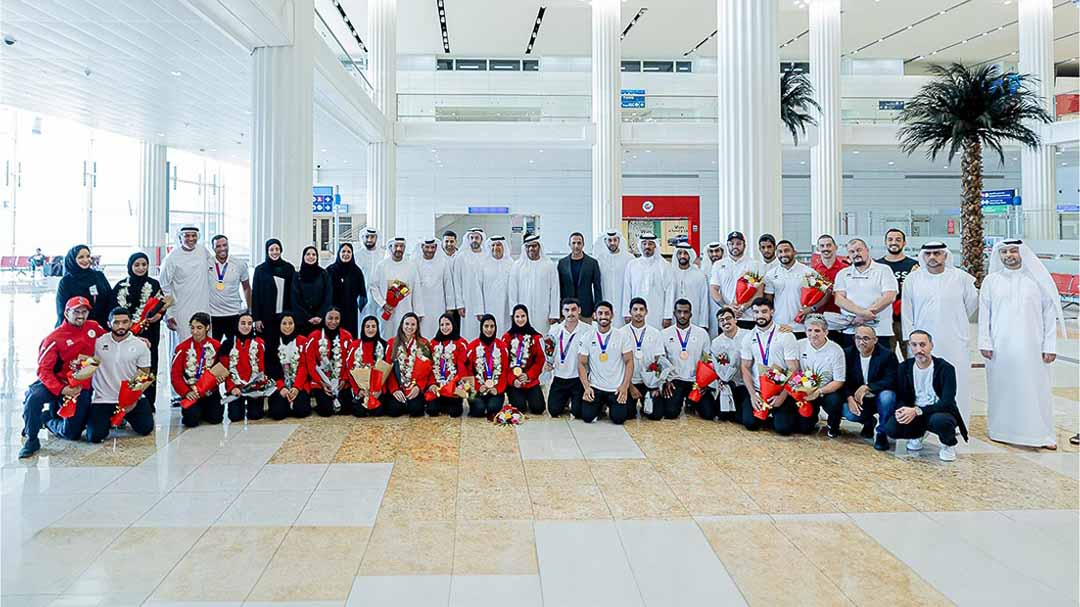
top-left (793, 272), bottom-right (831, 323)
top-left (180, 362), bottom-right (229, 409)
top-left (111, 371), bottom-right (155, 426)
top-left (687, 351), bottom-right (719, 403)
top-left (454, 376), bottom-right (478, 400)
top-left (734, 270), bottom-right (764, 306)
top-left (381, 280), bottom-right (411, 320)
top-left (754, 366), bottom-right (791, 420)
top-left (351, 359), bottom-right (392, 409)
top-left (131, 295), bottom-right (173, 335)
top-left (785, 370), bottom-right (822, 418)
top-left (57, 355), bottom-right (101, 418)
top-left (646, 355), bottom-right (676, 386)
top-left (492, 403), bottom-right (524, 426)
top-left (542, 335), bottom-right (556, 360)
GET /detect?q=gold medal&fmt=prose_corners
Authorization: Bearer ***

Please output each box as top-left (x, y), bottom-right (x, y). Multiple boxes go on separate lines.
top-left (512, 367), bottom-right (523, 377)
top-left (484, 379), bottom-right (495, 389)
top-left (680, 351), bottom-right (689, 360)
top-left (599, 353), bottom-right (609, 362)
top-left (215, 281), bottom-right (225, 291)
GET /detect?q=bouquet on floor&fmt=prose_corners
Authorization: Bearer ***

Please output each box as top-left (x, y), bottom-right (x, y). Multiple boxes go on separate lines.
top-left (492, 403), bottom-right (524, 426)
top-left (131, 295), bottom-right (174, 335)
top-left (380, 280), bottom-right (411, 320)
top-left (793, 272), bottom-right (831, 323)
top-left (688, 351), bottom-right (720, 403)
top-left (58, 355), bottom-right (101, 418)
top-left (179, 363), bottom-right (229, 409)
top-left (112, 371), bottom-right (156, 427)
top-left (734, 270), bottom-right (764, 306)
top-left (754, 366), bottom-right (791, 420)
top-left (785, 370), bottom-right (823, 418)
top-left (351, 359), bottom-right (392, 410)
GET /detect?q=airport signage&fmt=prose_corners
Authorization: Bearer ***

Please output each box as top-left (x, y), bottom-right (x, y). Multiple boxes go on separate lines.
top-left (878, 100), bottom-right (905, 111)
top-left (621, 89), bottom-right (646, 109)
top-left (980, 189), bottom-right (1020, 207)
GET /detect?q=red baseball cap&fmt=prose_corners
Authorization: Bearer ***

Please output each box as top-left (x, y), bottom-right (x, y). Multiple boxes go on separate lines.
top-left (65, 296), bottom-right (91, 311)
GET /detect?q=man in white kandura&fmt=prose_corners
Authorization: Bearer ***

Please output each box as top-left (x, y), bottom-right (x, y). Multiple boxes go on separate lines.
top-left (413, 238), bottom-right (454, 339)
top-left (901, 242), bottom-right (978, 424)
top-left (455, 227), bottom-right (488, 340)
top-left (159, 226), bottom-right (212, 343)
top-left (700, 241), bottom-right (725, 336)
top-left (621, 233), bottom-right (674, 329)
top-left (355, 227), bottom-right (384, 320)
top-left (710, 231), bottom-right (763, 328)
top-left (669, 243), bottom-right (710, 331)
top-left (979, 239), bottom-right (1063, 450)
top-left (509, 234), bottom-right (560, 328)
top-left (370, 237), bottom-right (423, 338)
top-left (593, 230), bottom-right (634, 328)
top-left (481, 235), bottom-right (516, 334)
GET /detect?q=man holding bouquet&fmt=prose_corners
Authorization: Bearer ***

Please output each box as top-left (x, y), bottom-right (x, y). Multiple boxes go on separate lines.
top-left (738, 298), bottom-right (800, 435)
top-left (656, 299), bottom-right (711, 420)
top-left (763, 240), bottom-right (814, 338)
top-left (619, 297), bottom-right (666, 420)
top-left (370, 237), bottom-right (423, 339)
top-left (704, 307), bottom-right (748, 422)
top-left (709, 231), bottom-right (764, 329)
top-left (86, 307), bottom-right (155, 442)
top-left (795, 314), bottom-right (847, 437)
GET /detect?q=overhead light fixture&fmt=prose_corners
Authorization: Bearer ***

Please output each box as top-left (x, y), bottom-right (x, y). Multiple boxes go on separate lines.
top-left (525, 6), bottom-right (547, 54)
top-left (170, 70), bottom-right (182, 76)
top-left (852, 150), bottom-right (860, 154)
top-left (157, 132), bottom-right (165, 137)
top-left (621, 8), bottom-right (648, 41)
top-left (683, 29), bottom-right (717, 57)
top-left (437, 0), bottom-right (450, 53)
top-left (888, 161), bottom-right (895, 165)
top-left (331, 0), bottom-right (368, 52)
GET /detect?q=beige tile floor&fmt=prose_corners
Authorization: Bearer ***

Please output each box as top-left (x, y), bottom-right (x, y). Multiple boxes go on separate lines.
top-left (1, 282), bottom-right (1077, 606)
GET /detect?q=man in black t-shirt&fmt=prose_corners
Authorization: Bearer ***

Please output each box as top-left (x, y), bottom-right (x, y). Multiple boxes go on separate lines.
top-left (876, 228), bottom-right (919, 358)
top-left (556, 232), bottom-right (603, 322)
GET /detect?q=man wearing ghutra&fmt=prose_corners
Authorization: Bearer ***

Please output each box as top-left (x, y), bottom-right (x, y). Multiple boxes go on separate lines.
top-left (455, 227), bottom-right (489, 340)
top-left (669, 243), bottom-right (710, 331)
top-left (369, 237), bottom-right (423, 339)
top-left (159, 226), bottom-right (213, 344)
top-left (355, 227), bottom-right (384, 320)
top-left (480, 236), bottom-right (516, 335)
top-left (509, 233), bottom-right (560, 329)
top-left (700, 241), bottom-right (725, 336)
top-left (414, 238), bottom-right (454, 339)
top-left (621, 232), bottom-right (674, 329)
top-left (593, 229), bottom-right (634, 328)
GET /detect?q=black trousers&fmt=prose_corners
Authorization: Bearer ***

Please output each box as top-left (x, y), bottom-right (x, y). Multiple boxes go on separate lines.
top-left (547, 377), bottom-right (583, 418)
top-left (885, 411), bottom-right (958, 446)
top-left (227, 395), bottom-right (266, 423)
top-left (23, 381), bottom-right (88, 443)
top-left (211, 314), bottom-right (241, 343)
top-left (624, 382), bottom-right (651, 420)
top-left (740, 397), bottom-right (818, 436)
top-left (386, 394), bottom-right (426, 417)
top-left (427, 395), bottom-right (464, 417)
top-left (698, 383), bottom-right (748, 422)
top-left (577, 389), bottom-right (630, 425)
top-left (181, 392), bottom-right (224, 428)
top-left (650, 379), bottom-right (693, 420)
top-left (506, 385), bottom-right (546, 415)
top-left (267, 391), bottom-right (312, 420)
top-left (313, 388), bottom-right (353, 417)
top-left (468, 393), bottom-right (505, 417)
top-left (85, 399), bottom-right (155, 442)
top-left (351, 393), bottom-right (390, 417)
top-left (814, 391), bottom-right (849, 432)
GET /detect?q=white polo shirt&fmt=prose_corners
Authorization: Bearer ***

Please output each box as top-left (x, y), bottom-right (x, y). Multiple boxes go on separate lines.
top-left (834, 261), bottom-right (898, 335)
top-left (709, 255), bottom-right (763, 321)
top-left (207, 256), bottom-right (250, 317)
top-left (579, 327), bottom-right (634, 392)
top-left (711, 329), bottom-right (747, 387)
top-left (764, 261), bottom-right (813, 331)
top-left (796, 338), bottom-right (846, 384)
top-left (661, 324), bottom-right (710, 382)
top-left (621, 323), bottom-right (665, 386)
top-left (548, 320), bottom-right (589, 380)
top-left (739, 325), bottom-right (799, 391)
top-left (92, 333), bottom-right (152, 404)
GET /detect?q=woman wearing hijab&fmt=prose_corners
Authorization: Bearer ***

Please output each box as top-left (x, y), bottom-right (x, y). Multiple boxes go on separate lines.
top-left (327, 243), bottom-right (368, 337)
top-left (111, 252), bottom-right (165, 409)
top-left (383, 312), bottom-right (432, 418)
top-left (427, 313), bottom-right (468, 417)
top-left (292, 246), bottom-right (332, 336)
top-left (252, 239), bottom-right (296, 355)
top-left (502, 304), bottom-right (547, 415)
top-left (304, 307), bottom-right (353, 416)
top-left (345, 316), bottom-right (389, 417)
top-left (56, 244), bottom-right (111, 326)
top-left (465, 314), bottom-right (509, 418)
top-left (218, 312), bottom-right (270, 422)
top-left (266, 312), bottom-right (311, 420)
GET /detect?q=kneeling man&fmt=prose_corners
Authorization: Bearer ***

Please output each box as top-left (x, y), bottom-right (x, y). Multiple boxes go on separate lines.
top-left (86, 307), bottom-right (155, 441)
top-left (578, 301), bottom-right (634, 424)
top-left (655, 299), bottom-right (710, 420)
top-left (795, 314), bottom-right (847, 437)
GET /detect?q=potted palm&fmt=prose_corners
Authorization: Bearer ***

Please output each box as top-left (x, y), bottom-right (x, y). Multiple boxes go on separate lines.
top-left (780, 70), bottom-right (820, 146)
top-left (897, 62), bottom-right (1052, 285)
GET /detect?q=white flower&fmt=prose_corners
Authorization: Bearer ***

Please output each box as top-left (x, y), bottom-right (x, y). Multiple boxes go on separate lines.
top-left (278, 344), bottom-right (300, 389)
top-left (184, 340), bottom-right (216, 384)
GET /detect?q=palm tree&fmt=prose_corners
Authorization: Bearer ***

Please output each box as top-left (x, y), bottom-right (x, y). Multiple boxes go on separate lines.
top-left (780, 69), bottom-right (820, 146)
top-left (897, 62), bottom-right (1052, 285)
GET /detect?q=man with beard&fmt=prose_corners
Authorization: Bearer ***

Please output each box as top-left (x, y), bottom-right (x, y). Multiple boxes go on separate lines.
top-left (764, 240), bottom-right (815, 338)
top-left (86, 308), bottom-right (155, 442)
top-left (355, 227), bottom-right (384, 320)
top-left (833, 239), bottom-right (897, 349)
top-left (369, 237), bottom-right (423, 338)
top-left (709, 231), bottom-right (763, 329)
top-left (669, 243), bottom-right (710, 331)
top-left (441, 230), bottom-right (460, 327)
top-left (593, 230), bottom-right (634, 328)
top-left (510, 234), bottom-right (560, 328)
top-left (876, 229), bottom-right (919, 357)
top-left (704, 306), bottom-right (748, 422)
top-left (758, 233), bottom-right (778, 272)
top-left (481, 236), bottom-right (516, 334)
top-left (620, 297), bottom-right (665, 420)
top-left (557, 232), bottom-right (603, 322)
top-left (843, 325), bottom-right (899, 450)
top-left (700, 242), bottom-right (725, 336)
top-left (810, 234), bottom-right (849, 316)
top-left (414, 238), bottom-right (454, 338)
top-left (207, 235), bottom-right (252, 343)
top-left (545, 298), bottom-right (590, 418)
top-left (455, 227), bottom-right (488, 339)
top-left (159, 226), bottom-right (212, 343)
top-left (739, 298), bottom-right (800, 434)
top-left (622, 233), bottom-right (673, 329)
top-left (902, 242), bottom-right (977, 425)
top-left (656, 299), bottom-right (711, 420)
top-left (19, 297), bottom-right (104, 458)
top-left (578, 301), bottom-right (634, 424)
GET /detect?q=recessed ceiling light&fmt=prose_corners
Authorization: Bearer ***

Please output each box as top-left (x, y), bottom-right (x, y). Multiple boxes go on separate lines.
top-left (321, 148), bottom-right (327, 152)
top-left (944, 165), bottom-right (949, 169)
top-left (538, 149), bottom-right (544, 153)
top-left (852, 150), bottom-right (860, 154)
top-left (888, 161), bottom-right (895, 165)
top-left (799, 160), bottom-right (806, 165)
top-left (1063, 162), bottom-right (1069, 166)
top-left (170, 71), bottom-right (182, 76)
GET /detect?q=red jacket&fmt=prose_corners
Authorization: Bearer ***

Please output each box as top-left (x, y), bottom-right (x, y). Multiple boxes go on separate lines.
top-left (344, 339), bottom-right (387, 392)
top-left (810, 254), bottom-right (851, 314)
top-left (384, 337), bottom-right (433, 393)
top-left (36, 320), bottom-right (105, 396)
top-left (304, 329), bottom-right (353, 391)
top-left (430, 337), bottom-right (469, 389)
top-left (465, 338), bottom-right (510, 395)
top-left (171, 336), bottom-right (222, 395)
top-left (222, 336), bottom-right (267, 392)
top-left (272, 336), bottom-right (308, 391)
top-left (501, 332), bottom-right (545, 389)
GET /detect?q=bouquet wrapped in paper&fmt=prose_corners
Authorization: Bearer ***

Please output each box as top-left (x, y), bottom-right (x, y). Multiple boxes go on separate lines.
top-left (734, 270), bottom-right (764, 306)
top-left (351, 359), bottom-right (392, 409)
top-left (541, 335), bottom-right (556, 360)
top-left (381, 280), bottom-right (411, 320)
top-left (454, 376), bottom-right (478, 400)
top-left (180, 362), bottom-right (229, 409)
top-left (785, 370), bottom-right (822, 418)
top-left (58, 355), bottom-right (101, 418)
top-left (754, 366), bottom-right (791, 420)
top-left (646, 355), bottom-right (677, 388)
top-left (492, 403), bottom-right (524, 426)
top-left (223, 373), bottom-right (275, 405)
top-left (793, 273), bottom-right (830, 323)
top-left (112, 371), bottom-right (155, 427)
top-left (687, 351), bottom-right (720, 403)
top-left (131, 295), bottom-right (173, 335)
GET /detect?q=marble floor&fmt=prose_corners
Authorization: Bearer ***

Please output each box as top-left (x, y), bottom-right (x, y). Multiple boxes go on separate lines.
top-left (1, 279), bottom-right (1077, 606)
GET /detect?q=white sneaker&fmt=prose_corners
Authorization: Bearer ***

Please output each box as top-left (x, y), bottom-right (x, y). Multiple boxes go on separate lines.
top-left (906, 436), bottom-right (924, 451)
top-left (939, 445), bottom-right (956, 462)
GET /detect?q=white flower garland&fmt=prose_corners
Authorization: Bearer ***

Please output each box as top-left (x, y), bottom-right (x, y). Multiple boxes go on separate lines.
top-left (433, 341), bottom-right (457, 384)
top-left (278, 343), bottom-right (301, 389)
top-left (396, 340), bottom-right (418, 387)
top-left (184, 340), bottom-right (217, 385)
top-left (228, 339), bottom-right (261, 385)
top-left (116, 280), bottom-right (153, 325)
top-left (352, 341), bottom-right (385, 370)
top-left (508, 335), bottom-right (532, 369)
top-left (318, 331), bottom-right (344, 386)
top-left (474, 342), bottom-right (502, 385)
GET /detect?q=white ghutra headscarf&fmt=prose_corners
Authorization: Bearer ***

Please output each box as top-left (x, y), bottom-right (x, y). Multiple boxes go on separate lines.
top-left (989, 239), bottom-right (1064, 328)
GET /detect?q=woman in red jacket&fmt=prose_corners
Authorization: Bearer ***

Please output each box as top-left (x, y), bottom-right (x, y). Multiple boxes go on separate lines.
top-left (304, 307), bottom-right (354, 416)
top-left (427, 313), bottom-right (468, 417)
top-left (266, 312), bottom-right (311, 420)
top-left (220, 312), bottom-right (271, 422)
top-left (171, 312), bottom-right (223, 428)
top-left (384, 312), bottom-right (432, 418)
top-left (502, 304), bottom-right (547, 415)
top-left (345, 315), bottom-right (388, 417)
top-left (465, 314), bottom-right (509, 418)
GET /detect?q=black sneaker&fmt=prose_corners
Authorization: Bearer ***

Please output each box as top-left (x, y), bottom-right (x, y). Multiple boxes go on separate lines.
top-left (874, 433), bottom-right (890, 451)
top-left (860, 424), bottom-right (875, 439)
top-left (826, 427), bottom-right (840, 439)
top-left (18, 438), bottom-right (41, 459)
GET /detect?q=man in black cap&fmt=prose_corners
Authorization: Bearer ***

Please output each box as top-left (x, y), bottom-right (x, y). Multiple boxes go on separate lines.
top-left (709, 231), bottom-right (764, 329)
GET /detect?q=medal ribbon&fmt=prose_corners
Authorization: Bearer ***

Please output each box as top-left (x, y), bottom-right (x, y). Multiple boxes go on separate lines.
top-left (559, 331), bottom-right (576, 364)
top-left (484, 346), bottom-right (494, 380)
top-left (676, 328), bottom-right (690, 354)
top-left (632, 326), bottom-right (645, 351)
top-left (215, 261), bottom-right (228, 284)
top-left (514, 338), bottom-right (525, 367)
top-left (596, 330), bottom-right (610, 357)
top-left (195, 342), bottom-right (207, 377)
top-left (755, 329), bottom-right (776, 368)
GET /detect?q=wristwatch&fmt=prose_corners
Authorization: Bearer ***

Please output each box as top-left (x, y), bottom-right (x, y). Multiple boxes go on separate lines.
top-left (914, 406), bottom-right (924, 416)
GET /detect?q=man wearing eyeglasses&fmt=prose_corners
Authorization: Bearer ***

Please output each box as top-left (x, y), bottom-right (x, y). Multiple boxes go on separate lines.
top-left (842, 325), bottom-right (899, 451)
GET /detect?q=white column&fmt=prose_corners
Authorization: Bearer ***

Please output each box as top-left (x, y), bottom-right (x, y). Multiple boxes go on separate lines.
top-left (591, 0), bottom-right (621, 238)
top-left (366, 0), bottom-right (397, 237)
top-left (137, 142), bottom-right (169, 259)
top-left (809, 0), bottom-right (841, 239)
top-left (250, 0), bottom-right (314, 262)
top-left (717, 0), bottom-right (781, 239)
top-left (1019, 0), bottom-right (1057, 239)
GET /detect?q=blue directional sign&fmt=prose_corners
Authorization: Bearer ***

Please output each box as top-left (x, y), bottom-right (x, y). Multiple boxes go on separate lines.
top-left (980, 189), bottom-right (1020, 207)
top-left (621, 89), bottom-right (646, 109)
top-left (312, 186), bottom-right (340, 213)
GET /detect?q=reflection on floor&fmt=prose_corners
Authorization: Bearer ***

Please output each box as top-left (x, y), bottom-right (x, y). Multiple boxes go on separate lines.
top-left (2, 280), bottom-right (1077, 606)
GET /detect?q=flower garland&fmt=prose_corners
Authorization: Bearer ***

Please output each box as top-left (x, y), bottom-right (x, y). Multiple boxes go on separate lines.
top-left (318, 331), bottom-right (344, 387)
top-left (396, 339), bottom-right (427, 388)
top-left (433, 342), bottom-right (457, 384)
top-left (228, 339), bottom-right (261, 385)
top-left (278, 343), bottom-right (301, 389)
top-left (508, 335), bottom-right (532, 370)
top-left (352, 341), bottom-right (385, 370)
top-left (184, 340), bottom-right (217, 384)
top-left (116, 280), bottom-right (153, 325)
top-left (473, 343), bottom-right (502, 386)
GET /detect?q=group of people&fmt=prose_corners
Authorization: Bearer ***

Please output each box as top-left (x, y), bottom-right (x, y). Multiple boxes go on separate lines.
top-left (19, 224), bottom-right (1067, 463)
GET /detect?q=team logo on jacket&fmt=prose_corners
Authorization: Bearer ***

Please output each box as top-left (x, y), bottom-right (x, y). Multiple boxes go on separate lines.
top-left (88, 329), bottom-right (97, 338)
top-left (65, 339), bottom-right (74, 346)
